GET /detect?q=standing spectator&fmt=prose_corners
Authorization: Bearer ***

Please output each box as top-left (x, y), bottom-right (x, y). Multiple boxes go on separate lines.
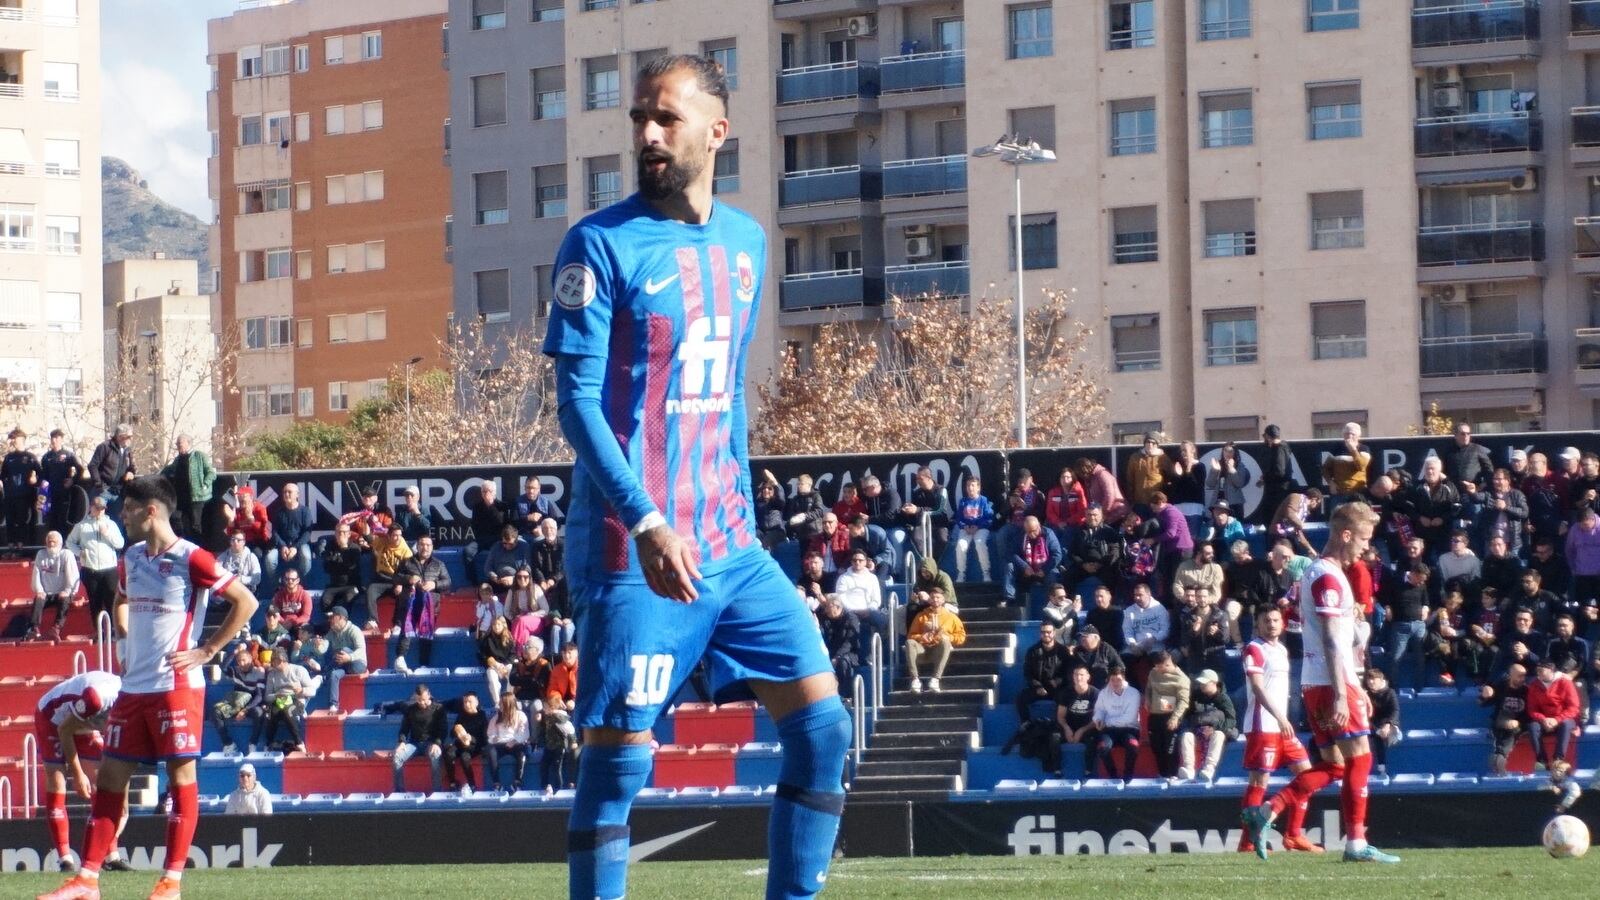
top-left (1482, 663), bottom-right (1530, 775)
top-left (1044, 466), bottom-right (1088, 545)
top-left (859, 475), bottom-right (906, 545)
top-left (464, 481), bottom-right (511, 581)
top-left (27, 530), bottom-right (78, 639)
top-left (1054, 666), bottom-right (1100, 778)
top-left (831, 482), bottom-right (866, 524)
top-left (1255, 424), bottom-right (1297, 526)
top-left (393, 684), bottom-right (447, 793)
top-left (223, 763), bottom-right (273, 816)
top-left (1064, 504), bottom-right (1120, 595)
top-left (1425, 589), bottom-right (1471, 686)
top-left (1088, 664), bottom-right (1141, 780)
top-left (541, 704), bottom-right (579, 792)
top-left (1, 427), bottom-right (39, 552)
top-left (228, 487), bottom-right (272, 559)
top-left (392, 486), bottom-right (433, 544)
top-left (951, 476), bottom-right (995, 582)
top-left (816, 596), bottom-right (861, 688)
top-left (1384, 562), bottom-right (1431, 691)
top-left (1076, 457), bottom-right (1130, 525)
top-left (1411, 458), bottom-right (1461, 558)
top-left (1003, 516), bottom-right (1061, 608)
top-left (1016, 622), bottom-right (1071, 723)
top-left (1070, 624), bottom-right (1120, 688)
top-left (264, 483), bottom-right (313, 590)
top-left (1144, 651), bottom-right (1190, 779)
top-left (485, 690), bottom-right (532, 792)
top-left (754, 480), bottom-right (787, 550)
top-left (1178, 669), bottom-right (1235, 782)
top-left (1474, 469), bottom-right (1529, 558)
top-left (209, 644), bottom-right (267, 754)
top-left (389, 534), bottom-right (444, 673)
top-left (514, 475), bottom-right (563, 537)
top-left (905, 467), bottom-right (953, 561)
top-left (260, 650), bottom-right (314, 754)
top-left (528, 517), bottom-right (573, 655)
top-left (1565, 506), bottom-right (1600, 611)
top-left (1321, 423), bottom-right (1372, 503)
top-left (1121, 582), bottom-right (1170, 679)
top-left (270, 570), bottom-right (313, 633)
top-left (484, 525), bottom-right (530, 598)
top-left (782, 473), bottom-right (825, 542)
top-left (87, 423), bottom-right (136, 520)
top-left (65, 496), bottom-right (121, 629)
top-left (319, 522), bottom-right (366, 624)
top-left (1363, 668), bottom-right (1401, 777)
top-left (39, 429), bottom-right (83, 538)
top-left (1223, 540), bottom-right (1273, 644)
top-left (905, 588), bottom-right (966, 693)
top-left (1523, 453), bottom-right (1565, 550)
top-left (444, 692), bottom-right (490, 793)
top-left (159, 435), bottom-right (213, 540)
top-left (1206, 442), bottom-right (1250, 518)
top-left (324, 607), bottom-right (367, 710)
top-left (219, 533), bottom-right (262, 596)
top-left (480, 615), bottom-right (517, 702)
top-left (1148, 492), bottom-right (1194, 597)
top-left (1570, 452), bottom-right (1600, 518)
top-left (1166, 441), bottom-right (1208, 514)
top-left (1125, 433), bottom-right (1167, 511)
top-left (1446, 422), bottom-right (1495, 499)
top-left (1527, 658), bottom-right (1581, 771)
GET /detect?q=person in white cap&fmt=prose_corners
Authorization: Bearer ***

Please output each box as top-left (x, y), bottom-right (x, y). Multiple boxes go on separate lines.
top-left (223, 763), bottom-right (274, 816)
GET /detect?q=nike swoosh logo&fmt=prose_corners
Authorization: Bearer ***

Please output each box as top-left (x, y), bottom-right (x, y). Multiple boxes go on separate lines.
top-left (629, 821), bottom-right (717, 862)
top-left (644, 273), bottom-right (680, 295)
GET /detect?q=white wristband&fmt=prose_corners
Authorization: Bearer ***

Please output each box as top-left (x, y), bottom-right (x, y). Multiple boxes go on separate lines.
top-left (629, 511), bottom-right (667, 538)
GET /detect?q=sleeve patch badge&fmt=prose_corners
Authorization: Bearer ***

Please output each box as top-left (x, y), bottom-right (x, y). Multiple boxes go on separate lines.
top-left (554, 263), bottom-right (598, 310)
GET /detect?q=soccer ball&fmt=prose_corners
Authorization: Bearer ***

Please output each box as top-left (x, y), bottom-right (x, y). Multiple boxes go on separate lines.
top-left (1542, 815), bottom-right (1590, 859)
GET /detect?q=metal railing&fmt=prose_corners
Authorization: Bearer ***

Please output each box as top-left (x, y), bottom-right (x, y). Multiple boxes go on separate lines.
top-left (1575, 326), bottom-right (1600, 369)
top-left (1415, 111), bottom-right (1541, 156)
top-left (1203, 231), bottom-right (1256, 258)
top-left (1201, 121), bottom-right (1253, 148)
top-left (882, 155), bottom-right (966, 198)
top-left (96, 610), bottom-right (116, 673)
top-left (880, 49), bottom-right (964, 93)
top-left (1419, 331), bottom-right (1547, 376)
top-left (1417, 220), bottom-right (1544, 265)
top-left (72, 649), bottom-right (87, 676)
top-left (869, 631), bottom-right (883, 717)
top-left (779, 267), bottom-right (880, 311)
top-left (1574, 106), bottom-right (1600, 147)
top-left (777, 61), bottom-right (878, 105)
top-left (42, 87), bottom-right (78, 101)
top-left (1413, 0), bottom-right (1539, 47)
top-left (1112, 234), bottom-right (1159, 264)
top-left (1108, 25), bottom-right (1155, 50)
top-left (0, 775), bottom-right (10, 819)
top-left (1207, 341), bottom-right (1259, 366)
top-left (21, 733), bottom-right (38, 817)
top-left (1313, 334), bottom-right (1367, 360)
top-left (0, 83), bottom-right (23, 98)
top-left (850, 674), bottom-right (865, 777)
top-left (1575, 0), bottom-right (1600, 34)
top-left (778, 164), bottom-right (877, 207)
top-left (885, 260), bottom-right (970, 299)
top-left (1114, 348), bottom-right (1161, 372)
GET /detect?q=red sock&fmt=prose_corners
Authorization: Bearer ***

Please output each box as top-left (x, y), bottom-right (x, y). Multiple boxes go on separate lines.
top-left (1341, 753), bottom-right (1372, 843)
top-left (1242, 784), bottom-right (1266, 810)
top-left (45, 789), bottom-right (70, 857)
top-left (1271, 761), bottom-right (1343, 817)
top-left (1284, 796), bottom-right (1310, 838)
top-left (79, 788), bottom-right (125, 875)
top-left (164, 782), bottom-right (199, 879)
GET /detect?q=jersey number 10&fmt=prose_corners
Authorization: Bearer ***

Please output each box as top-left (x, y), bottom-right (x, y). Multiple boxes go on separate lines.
top-left (626, 654), bottom-right (675, 707)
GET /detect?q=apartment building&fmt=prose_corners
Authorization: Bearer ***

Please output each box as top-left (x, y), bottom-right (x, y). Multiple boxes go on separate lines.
top-left (207, 0), bottom-right (450, 445)
top-left (0, 0), bottom-right (102, 443)
top-left (102, 257), bottom-right (218, 459)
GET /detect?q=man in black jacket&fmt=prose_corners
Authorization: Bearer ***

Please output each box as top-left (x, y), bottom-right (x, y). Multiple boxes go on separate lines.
top-left (392, 684), bottom-right (448, 792)
top-left (87, 423), bottom-right (135, 519)
top-left (1016, 622), bottom-right (1072, 723)
top-left (1069, 625), bottom-right (1120, 688)
top-left (0, 427), bottom-right (39, 550)
top-left (528, 517), bottom-right (573, 653)
top-left (1065, 504), bottom-right (1120, 594)
top-left (1255, 424), bottom-right (1297, 526)
top-left (464, 481), bottom-right (511, 581)
top-left (390, 535), bottom-right (453, 669)
top-left (320, 523), bottom-right (366, 623)
top-left (1447, 423), bottom-right (1495, 498)
top-left (816, 596), bottom-right (860, 687)
top-left (904, 468), bottom-right (953, 561)
top-left (859, 475), bottom-right (906, 544)
top-left (39, 429), bottom-right (83, 538)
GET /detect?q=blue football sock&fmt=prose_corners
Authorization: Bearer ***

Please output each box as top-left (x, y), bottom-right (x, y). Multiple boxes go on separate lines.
top-left (768, 696), bottom-right (851, 900)
top-left (568, 743), bottom-right (652, 900)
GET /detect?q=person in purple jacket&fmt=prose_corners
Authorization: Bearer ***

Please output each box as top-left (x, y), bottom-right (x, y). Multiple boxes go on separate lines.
top-left (1566, 505), bottom-right (1600, 613)
top-left (1149, 491), bottom-right (1194, 605)
top-left (952, 476), bottom-right (996, 582)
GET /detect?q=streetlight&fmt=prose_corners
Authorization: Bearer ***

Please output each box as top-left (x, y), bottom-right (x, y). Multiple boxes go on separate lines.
top-left (971, 135), bottom-right (1055, 450)
top-left (403, 356), bottom-right (423, 465)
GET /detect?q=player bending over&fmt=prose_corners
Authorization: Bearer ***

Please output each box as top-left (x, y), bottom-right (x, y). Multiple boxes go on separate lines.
top-left (1244, 501), bottom-right (1400, 864)
top-left (1237, 607), bottom-right (1317, 854)
top-left (543, 55), bottom-right (848, 900)
top-left (34, 669), bottom-right (132, 873)
top-left (40, 475), bottom-right (260, 900)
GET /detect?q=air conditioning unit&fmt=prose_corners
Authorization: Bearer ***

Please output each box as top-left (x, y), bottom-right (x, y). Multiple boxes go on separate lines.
top-left (1590, 175), bottom-right (1600, 190)
top-left (1431, 65), bottom-right (1461, 86)
top-left (1517, 391), bottom-right (1545, 416)
top-left (905, 236), bottom-right (935, 259)
top-left (903, 223), bottom-right (934, 238)
top-left (1509, 168), bottom-right (1539, 192)
top-left (846, 15), bottom-right (876, 37)
top-left (1432, 86), bottom-right (1463, 113)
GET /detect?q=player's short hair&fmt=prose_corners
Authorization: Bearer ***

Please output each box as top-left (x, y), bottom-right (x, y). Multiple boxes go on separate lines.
top-left (637, 54), bottom-right (729, 111)
top-left (123, 474), bottom-right (177, 514)
top-left (1328, 499), bottom-right (1377, 534)
top-left (1255, 605), bottom-right (1282, 621)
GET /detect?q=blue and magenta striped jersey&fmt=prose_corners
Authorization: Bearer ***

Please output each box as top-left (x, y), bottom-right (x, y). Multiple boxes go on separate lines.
top-left (542, 194), bottom-right (764, 584)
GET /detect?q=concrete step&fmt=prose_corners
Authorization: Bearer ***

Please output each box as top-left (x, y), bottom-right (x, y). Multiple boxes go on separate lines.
top-left (870, 730), bottom-right (978, 752)
top-left (946, 632), bottom-right (1015, 650)
top-left (887, 687), bottom-right (994, 707)
top-left (860, 744), bottom-right (968, 763)
top-left (846, 788), bottom-right (954, 803)
top-left (848, 773), bottom-right (962, 794)
top-left (876, 702), bottom-right (980, 720)
top-left (855, 758), bottom-right (964, 779)
top-left (873, 715), bottom-right (980, 735)
top-left (890, 673), bottom-right (996, 692)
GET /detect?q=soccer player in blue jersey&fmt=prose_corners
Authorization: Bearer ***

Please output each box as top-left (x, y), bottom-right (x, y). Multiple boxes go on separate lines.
top-left (542, 55), bottom-right (849, 900)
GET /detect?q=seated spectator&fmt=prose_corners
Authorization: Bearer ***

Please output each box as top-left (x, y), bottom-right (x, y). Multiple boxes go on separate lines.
top-left (1053, 666), bottom-right (1099, 778)
top-left (393, 683), bottom-right (447, 793)
top-left (1384, 562), bottom-right (1431, 692)
top-left (393, 485), bottom-right (433, 544)
top-left (1473, 468), bottom-right (1528, 559)
top-left (1482, 663), bottom-right (1530, 775)
top-left (398, 535), bottom-right (452, 612)
top-left (795, 552), bottom-right (835, 611)
top-left (754, 479), bottom-right (787, 550)
top-left (807, 512), bottom-right (853, 578)
top-left (1117, 512), bottom-right (1158, 597)
top-left (1045, 466), bottom-right (1088, 546)
top-left (1223, 540), bottom-right (1273, 645)
top-left (1070, 625), bottom-right (1119, 689)
top-left (1121, 582), bottom-right (1169, 680)
top-left (1494, 607), bottom-right (1546, 679)
top-left (1527, 658), bottom-right (1581, 771)
top-left (227, 487), bottom-right (272, 557)
top-left (1479, 534), bottom-right (1524, 601)
top-left (783, 473), bottom-right (825, 542)
top-left (1200, 502), bottom-right (1247, 562)
top-left (1363, 668), bottom-right (1401, 777)
top-left (1064, 504), bottom-right (1119, 595)
top-left (444, 691), bottom-right (490, 793)
top-left (528, 518), bottom-right (572, 654)
top-left (220, 532), bottom-right (263, 597)
top-left (260, 650), bottom-right (314, 754)
top-left (1016, 621), bottom-right (1072, 724)
top-left (464, 481), bottom-right (511, 581)
top-left (1088, 664), bottom-right (1141, 780)
top-left (388, 534), bottom-right (447, 674)
top-left (289, 623), bottom-right (328, 682)
top-left (547, 642), bottom-right (579, 716)
top-left (1082, 585), bottom-right (1122, 650)
top-left (952, 476), bottom-right (996, 583)
top-left (513, 475), bottom-right (562, 537)
top-left (1175, 586), bottom-right (1229, 677)
top-left (816, 595), bottom-right (861, 688)
top-left (1178, 669), bottom-right (1235, 782)
top-left (319, 523), bottom-right (366, 626)
top-left (1004, 516), bottom-right (1061, 608)
top-left (858, 474), bottom-right (905, 545)
top-left (1425, 588), bottom-right (1473, 687)
top-left (480, 614), bottom-right (517, 702)
top-left (254, 607), bottom-right (290, 651)
top-left (210, 644), bottom-right (267, 754)
top-left (324, 606), bottom-right (368, 710)
top-left (485, 690), bottom-right (532, 792)
top-left (846, 515), bottom-right (895, 586)
top-left (912, 556), bottom-right (956, 611)
top-left (27, 530), bottom-right (78, 640)
top-left (366, 520), bottom-right (414, 610)
top-left (832, 481), bottom-right (866, 524)
top-left (508, 639), bottom-right (551, 719)
top-left (483, 525), bottom-right (530, 598)
top-left (1529, 537), bottom-right (1573, 602)
top-left (1144, 651), bottom-right (1190, 780)
top-left (224, 762), bottom-right (274, 816)
top-left (1039, 584), bottom-right (1078, 638)
top-left (1512, 569), bottom-right (1563, 633)
top-left (1172, 542), bottom-right (1224, 614)
top-left (508, 574), bottom-right (551, 654)
top-left (265, 483), bottom-right (314, 591)
top-left (271, 569), bottom-right (313, 634)
top-left (1269, 488), bottom-right (1324, 557)
top-left (1545, 615), bottom-right (1590, 708)
top-left (836, 551), bottom-right (888, 647)
top-left (474, 583), bottom-right (506, 639)
top-left (905, 587), bottom-right (966, 693)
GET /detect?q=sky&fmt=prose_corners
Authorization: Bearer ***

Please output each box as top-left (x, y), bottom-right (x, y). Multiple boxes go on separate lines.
top-left (102, 0), bottom-right (238, 219)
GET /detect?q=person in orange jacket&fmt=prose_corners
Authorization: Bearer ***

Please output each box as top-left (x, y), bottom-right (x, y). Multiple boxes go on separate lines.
top-left (905, 587), bottom-right (966, 693)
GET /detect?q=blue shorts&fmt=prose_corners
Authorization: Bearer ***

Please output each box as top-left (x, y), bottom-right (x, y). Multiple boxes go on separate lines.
top-left (572, 550), bottom-right (831, 732)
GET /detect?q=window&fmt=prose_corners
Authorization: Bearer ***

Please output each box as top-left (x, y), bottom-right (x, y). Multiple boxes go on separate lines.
top-left (1110, 99), bottom-right (1156, 156)
top-left (1200, 91), bottom-right (1252, 148)
top-left (534, 265), bottom-right (554, 319)
top-left (362, 101), bottom-right (383, 130)
top-left (1205, 308), bottom-right (1258, 366)
top-left (1114, 421), bottom-right (1163, 444)
top-left (713, 139), bottom-right (740, 195)
top-left (325, 106), bottom-right (345, 135)
top-left (1009, 106), bottom-right (1056, 150)
top-left (1006, 213), bottom-right (1057, 271)
top-left (585, 57), bottom-right (620, 110)
top-left (43, 139), bottom-right (79, 176)
top-left (264, 248), bottom-right (292, 279)
top-left (44, 215), bottom-right (80, 254)
top-left (267, 112), bottom-right (291, 144)
top-left (1109, 0), bottom-right (1156, 49)
top-left (297, 387), bottom-right (314, 417)
top-left (364, 241), bottom-right (386, 271)
top-left (473, 0), bottom-right (506, 29)
top-left (45, 292), bottom-right (79, 331)
top-left (1308, 0), bottom-right (1358, 32)
top-left (0, 280), bottom-right (39, 328)
top-left (1203, 199), bottom-right (1257, 258)
top-left (1111, 314), bottom-right (1161, 371)
top-left (327, 244), bottom-right (347, 274)
top-left (1311, 300), bottom-right (1367, 359)
top-left (238, 45), bottom-right (262, 78)
top-left (472, 73), bottom-right (507, 127)
top-left (267, 315), bottom-right (293, 347)
top-left (295, 182), bottom-right (311, 210)
top-left (365, 171), bottom-right (384, 200)
top-left (42, 62), bottom-right (78, 100)
top-left (1007, 3), bottom-right (1053, 59)
top-left (1112, 206), bottom-right (1159, 263)
top-left (366, 310), bottom-right (387, 340)
top-left (0, 203), bottom-right (34, 250)
top-left (268, 384), bottom-right (294, 417)
top-left (327, 311), bottom-right (387, 343)
top-left (295, 250), bottom-right (311, 279)
top-left (532, 66), bottom-right (566, 119)
top-left (294, 113), bottom-right (310, 142)
top-left (46, 368), bottom-right (81, 405)
top-left (587, 156), bottom-right (621, 209)
top-left (634, 48), bottom-right (668, 79)
top-left (262, 43), bottom-right (290, 76)
top-left (584, 0), bottom-right (620, 8)
top-left (328, 381), bottom-right (350, 411)
top-left (366, 378), bottom-right (387, 401)
top-left (1311, 191), bottom-right (1364, 249)
top-left (1200, 0), bottom-right (1250, 40)
top-left (240, 116), bottom-right (264, 147)
top-left (294, 44), bottom-right (310, 72)
top-left (1205, 416), bottom-right (1261, 443)
top-left (244, 386), bottom-right (267, 419)
top-left (476, 269), bottom-right (511, 323)
top-left (1312, 410), bottom-right (1367, 439)
top-left (297, 317), bottom-right (312, 347)
top-left (324, 36), bottom-right (344, 65)
top-left (242, 316), bottom-right (266, 350)
top-left (534, 164), bottom-right (567, 218)
top-left (1308, 82), bottom-right (1361, 140)
top-left (475, 171), bottom-right (509, 225)
top-left (704, 39), bottom-right (739, 91)
top-left (362, 31), bottom-right (382, 60)
top-left (532, 0), bottom-right (565, 21)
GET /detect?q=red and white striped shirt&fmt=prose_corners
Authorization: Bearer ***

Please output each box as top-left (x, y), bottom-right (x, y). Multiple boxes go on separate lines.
top-left (118, 539), bottom-right (235, 693)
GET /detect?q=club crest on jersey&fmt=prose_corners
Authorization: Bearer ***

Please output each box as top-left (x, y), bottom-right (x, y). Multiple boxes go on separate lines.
top-left (158, 560), bottom-right (174, 576)
top-left (734, 252), bottom-right (756, 302)
top-left (554, 263), bottom-right (597, 310)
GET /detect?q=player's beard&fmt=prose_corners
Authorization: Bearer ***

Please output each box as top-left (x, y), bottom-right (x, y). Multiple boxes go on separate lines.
top-left (637, 147), bottom-right (704, 201)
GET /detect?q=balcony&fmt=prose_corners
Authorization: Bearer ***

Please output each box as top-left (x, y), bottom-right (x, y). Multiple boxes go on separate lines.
top-left (779, 165), bottom-right (880, 208)
top-left (1412, 1), bottom-right (1539, 48)
top-left (779, 268), bottom-right (883, 312)
top-left (772, 0), bottom-right (877, 19)
top-left (1572, 108), bottom-right (1600, 164)
top-left (1415, 112), bottom-right (1541, 157)
top-left (1577, 327), bottom-right (1600, 369)
top-left (882, 155), bottom-right (965, 198)
top-left (1419, 333), bottom-right (1547, 377)
top-left (777, 61), bottom-right (879, 106)
top-left (1418, 221), bottom-right (1544, 266)
top-left (885, 261), bottom-right (969, 299)
top-left (880, 50), bottom-right (964, 94)
top-left (1575, 0), bottom-right (1600, 34)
